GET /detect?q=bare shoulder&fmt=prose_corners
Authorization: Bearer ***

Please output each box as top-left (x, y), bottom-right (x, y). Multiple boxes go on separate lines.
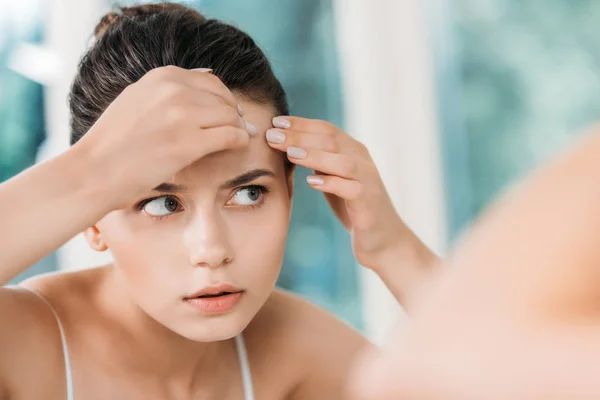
top-left (20, 266), bottom-right (100, 303)
top-left (245, 289), bottom-right (371, 399)
top-left (0, 267), bottom-right (105, 398)
top-left (0, 271), bottom-right (80, 398)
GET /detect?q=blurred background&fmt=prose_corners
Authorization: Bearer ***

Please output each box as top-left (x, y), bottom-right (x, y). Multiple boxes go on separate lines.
top-left (1, 0), bottom-right (599, 342)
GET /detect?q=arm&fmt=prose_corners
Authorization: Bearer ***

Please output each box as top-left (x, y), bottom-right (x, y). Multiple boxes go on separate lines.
top-left (0, 142), bottom-right (119, 396)
top-left (371, 228), bottom-right (440, 311)
top-left (0, 66), bottom-right (247, 285)
top-left (0, 66), bottom-right (252, 397)
top-left (265, 116), bottom-right (441, 312)
top-left (0, 144), bottom-right (113, 284)
top-left (351, 124), bottom-right (600, 400)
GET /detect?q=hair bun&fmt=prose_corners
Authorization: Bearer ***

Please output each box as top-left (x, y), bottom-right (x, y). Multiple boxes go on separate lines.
top-left (94, 12), bottom-right (121, 40)
top-left (93, 3), bottom-right (205, 40)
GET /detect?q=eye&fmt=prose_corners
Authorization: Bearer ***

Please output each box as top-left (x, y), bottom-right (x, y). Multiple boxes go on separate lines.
top-left (228, 185), bottom-right (269, 207)
top-left (142, 196), bottom-right (181, 217)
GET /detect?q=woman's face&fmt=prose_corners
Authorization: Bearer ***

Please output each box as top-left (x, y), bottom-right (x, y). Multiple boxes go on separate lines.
top-left (87, 100), bottom-right (292, 342)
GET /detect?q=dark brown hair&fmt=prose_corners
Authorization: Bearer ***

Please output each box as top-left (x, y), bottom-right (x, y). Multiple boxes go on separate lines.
top-left (69, 2), bottom-right (289, 145)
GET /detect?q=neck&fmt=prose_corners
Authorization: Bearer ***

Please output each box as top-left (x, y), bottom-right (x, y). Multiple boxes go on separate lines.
top-left (96, 266), bottom-right (236, 388)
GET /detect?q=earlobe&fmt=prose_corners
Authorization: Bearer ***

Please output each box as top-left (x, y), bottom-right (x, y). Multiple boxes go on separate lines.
top-left (83, 226), bottom-right (108, 252)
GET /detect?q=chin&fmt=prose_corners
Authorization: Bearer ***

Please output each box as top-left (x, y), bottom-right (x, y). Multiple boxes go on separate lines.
top-left (174, 312), bottom-right (254, 342)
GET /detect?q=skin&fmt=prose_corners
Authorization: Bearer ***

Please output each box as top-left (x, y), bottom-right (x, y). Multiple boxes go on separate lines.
top-left (350, 124), bottom-right (600, 399)
top-left (0, 66), bottom-right (435, 399)
top-left (266, 116), bottom-right (438, 310)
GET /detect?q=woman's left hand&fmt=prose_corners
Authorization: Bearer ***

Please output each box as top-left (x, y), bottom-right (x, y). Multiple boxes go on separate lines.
top-left (266, 116), bottom-right (414, 272)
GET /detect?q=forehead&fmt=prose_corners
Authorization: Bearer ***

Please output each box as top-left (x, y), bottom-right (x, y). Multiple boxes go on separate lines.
top-left (174, 99), bottom-right (283, 185)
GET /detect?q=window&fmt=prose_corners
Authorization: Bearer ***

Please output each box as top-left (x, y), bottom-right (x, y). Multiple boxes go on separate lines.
top-left (1, 0), bottom-right (57, 284)
top-left (437, 0), bottom-right (600, 237)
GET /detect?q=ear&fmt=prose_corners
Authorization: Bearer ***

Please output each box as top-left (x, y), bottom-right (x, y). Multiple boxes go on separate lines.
top-left (83, 226), bottom-right (108, 252)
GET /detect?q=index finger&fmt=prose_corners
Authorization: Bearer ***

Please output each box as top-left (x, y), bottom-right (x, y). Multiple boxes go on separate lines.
top-left (272, 115), bottom-right (368, 157)
top-left (180, 67), bottom-right (243, 116)
top-left (272, 116), bottom-right (339, 136)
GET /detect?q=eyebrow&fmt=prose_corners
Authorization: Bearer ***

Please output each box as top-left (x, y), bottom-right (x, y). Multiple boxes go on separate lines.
top-left (152, 168), bottom-right (276, 193)
top-left (153, 182), bottom-right (187, 193)
top-left (220, 168), bottom-right (276, 189)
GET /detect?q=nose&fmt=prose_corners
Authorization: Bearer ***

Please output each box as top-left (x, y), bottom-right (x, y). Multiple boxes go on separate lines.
top-left (184, 211), bottom-right (232, 269)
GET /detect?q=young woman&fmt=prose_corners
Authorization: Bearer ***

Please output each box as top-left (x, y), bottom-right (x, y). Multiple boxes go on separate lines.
top-left (0, 3), bottom-right (436, 399)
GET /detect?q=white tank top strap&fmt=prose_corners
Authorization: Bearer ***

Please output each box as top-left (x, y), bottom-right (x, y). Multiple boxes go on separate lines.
top-left (20, 287), bottom-right (74, 400)
top-left (235, 333), bottom-right (255, 400)
top-left (17, 286), bottom-right (253, 400)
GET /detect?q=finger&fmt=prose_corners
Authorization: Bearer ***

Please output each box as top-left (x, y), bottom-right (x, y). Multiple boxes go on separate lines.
top-left (193, 125), bottom-right (249, 156)
top-left (287, 148), bottom-right (360, 180)
top-left (181, 92), bottom-right (254, 134)
top-left (187, 104), bottom-right (245, 130)
top-left (265, 128), bottom-right (339, 153)
top-left (181, 67), bottom-right (242, 116)
top-left (272, 116), bottom-right (339, 137)
top-left (272, 116), bottom-right (369, 158)
top-left (145, 66), bottom-right (244, 117)
top-left (306, 174), bottom-right (363, 201)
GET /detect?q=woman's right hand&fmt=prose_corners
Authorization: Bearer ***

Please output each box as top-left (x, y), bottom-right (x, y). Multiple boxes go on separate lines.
top-left (0, 66), bottom-right (251, 282)
top-left (75, 66), bottom-right (250, 210)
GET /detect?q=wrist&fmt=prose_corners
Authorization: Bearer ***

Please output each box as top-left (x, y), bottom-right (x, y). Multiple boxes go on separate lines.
top-left (66, 139), bottom-right (125, 213)
top-left (372, 227), bottom-right (438, 280)
top-left (372, 234), bottom-right (439, 309)
top-left (372, 223), bottom-right (437, 271)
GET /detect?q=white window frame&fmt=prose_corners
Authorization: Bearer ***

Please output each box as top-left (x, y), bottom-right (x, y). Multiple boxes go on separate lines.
top-left (332, 0), bottom-right (448, 343)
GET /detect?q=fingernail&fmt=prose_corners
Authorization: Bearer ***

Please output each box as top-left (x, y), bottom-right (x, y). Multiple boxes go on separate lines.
top-left (273, 116), bottom-right (291, 129)
top-left (245, 122), bottom-right (258, 136)
top-left (266, 129), bottom-right (286, 144)
top-left (307, 175), bottom-right (324, 185)
top-left (192, 68), bottom-right (213, 73)
top-left (287, 146), bottom-right (307, 159)
top-left (237, 103), bottom-right (244, 117)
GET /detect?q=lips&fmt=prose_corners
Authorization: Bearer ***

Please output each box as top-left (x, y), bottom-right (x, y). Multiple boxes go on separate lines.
top-left (185, 283), bottom-right (243, 299)
top-left (196, 291), bottom-right (234, 298)
top-left (183, 283), bottom-right (245, 314)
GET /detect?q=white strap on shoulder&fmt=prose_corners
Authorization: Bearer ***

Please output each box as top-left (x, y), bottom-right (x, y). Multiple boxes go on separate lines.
top-left (235, 333), bottom-right (254, 400)
top-left (22, 287), bottom-right (74, 400)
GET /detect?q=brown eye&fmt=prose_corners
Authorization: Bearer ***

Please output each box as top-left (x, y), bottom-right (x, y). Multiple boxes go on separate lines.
top-left (143, 196), bottom-right (181, 216)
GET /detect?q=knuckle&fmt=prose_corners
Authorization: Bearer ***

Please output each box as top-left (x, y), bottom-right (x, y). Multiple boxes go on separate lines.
top-left (339, 157), bottom-right (358, 177)
top-left (320, 120), bottom-right (338, 136)
top-left (160, 82), bottom-right (187, 101)
top-left (220, 106), bottom-right (241, 126)
top-left (349, 182), bottom-right (364, 200)
top-left (367, 161), bottom-right (379, 176)
top-left (164, 104), bottom-right (189, 125)
top-left (222, 127), bottom-right (246, 147)
top-left (201, 74), bottom-right (231, 96)
top-left (145, 65), bottom-right (178, 82)
top-left (356, 141), bottom-right (369, 155)
top-left (218, 86), bottom-right (236, 103)
top-left (323, 137), bottom-right (339, 153)
top-left (200, 70), bottom-right (219, 83)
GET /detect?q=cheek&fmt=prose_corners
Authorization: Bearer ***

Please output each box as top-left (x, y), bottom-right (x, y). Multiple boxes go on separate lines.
top-left (97, 212), bottom-right (185, 286)
top-left (227, 195), bottom-right (290, 284)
